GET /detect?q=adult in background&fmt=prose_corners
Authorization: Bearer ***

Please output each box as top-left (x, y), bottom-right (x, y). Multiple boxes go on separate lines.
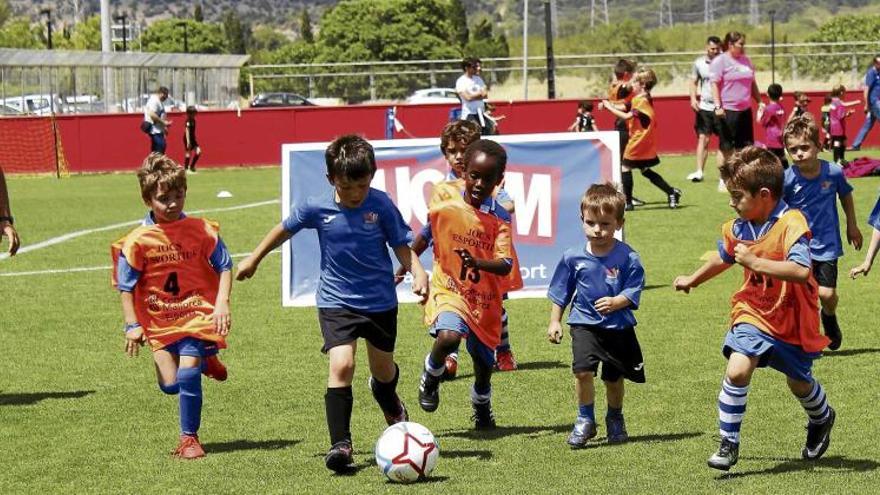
top-left (456, 57), bottom-right (490, 135)
top-left (710, 31), bottom-right (764, 190)
top-left (686, 36), bottom-right (723, 183)
top-left (0, 167), bottom-right (20, 256)
top-left (144, 86), bottom-right (171, 154)
top-left (849, 55), bottom-right (880, 151)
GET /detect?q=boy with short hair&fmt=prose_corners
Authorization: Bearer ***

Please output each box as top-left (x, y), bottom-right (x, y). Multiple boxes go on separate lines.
top-left (418, 139), bottom-right (523, 430)
top-left (568, 101), bottom-right (598, 132)
top-left (112, 153), bottom-right (232, 459)
top-left (236, 135), bottom-right (428, 473)
top-left (674, 146), bottom-right (836, 471)
top-left (547, 183), bottom-right (646, 448)
top-left (602, 68), bottom-right (682, 210)
top-left (758, 83), bottom-right (788, 168)
top-left (783, 116), bottom-right (862, 350)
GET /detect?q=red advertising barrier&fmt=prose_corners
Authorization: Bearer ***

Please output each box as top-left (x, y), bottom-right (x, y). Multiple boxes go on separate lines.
top-left (0, 90), bottom-right (876, 173)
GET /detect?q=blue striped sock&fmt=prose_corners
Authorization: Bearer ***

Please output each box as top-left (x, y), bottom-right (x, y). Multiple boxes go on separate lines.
top-left (718, 378), bottom-right (748, 444)
top-left (424, 354), bottom-right (445, 377)
top-left (799, 380), bottom-right (830, 424)
top-left (471, 385), bottom-right (492, 405)
top-left (578, 403), bottom-right (595, 421)
top-left (497, 308), bottom-right (511, 352)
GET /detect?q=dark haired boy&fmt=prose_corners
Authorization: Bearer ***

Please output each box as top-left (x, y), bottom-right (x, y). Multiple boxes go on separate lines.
top-left (237, 134), bottom-right (428, 473)
top-left (675, 146), bottom-right (836, 471)
top-left (568, 101), bottom-right (598, 132)
top-left (758, 83), bottom-right (788, 168)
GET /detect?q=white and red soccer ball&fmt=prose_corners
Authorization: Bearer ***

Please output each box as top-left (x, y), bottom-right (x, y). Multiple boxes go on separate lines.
top-left (375, 422), bottom-right (439, 483)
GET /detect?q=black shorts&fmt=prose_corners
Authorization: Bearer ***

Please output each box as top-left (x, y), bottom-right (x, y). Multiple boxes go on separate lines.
top-left (622, 157), bottom-right (660, 169)
top-left (615, 118), bottom-right (629, 159)
top-left (570, 325), bottom-right (646, 383)
top-left (694, 109), bottom-right (722, 136)
top-left (718, 108), bottom-right (754, 152)
top-left (812, 260), bottom-right (838, 288)
top-left (768, 147), bottom-right (789, 169)
top-left (317, 307), bottom-right (398, 353)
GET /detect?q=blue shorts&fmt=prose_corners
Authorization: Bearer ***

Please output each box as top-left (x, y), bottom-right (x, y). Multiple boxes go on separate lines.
top-left (722, 324), bottom-right (820, 382)
top-left (162, 337), bottom-right (219, 358)
top-left (429, 311), bottom-right (496, 369)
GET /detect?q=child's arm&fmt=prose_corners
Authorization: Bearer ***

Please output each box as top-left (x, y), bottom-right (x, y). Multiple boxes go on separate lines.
top-left (393, 244), bottom-right (429, 303)
top-left (842, 99), bottom-right (862, 108)
top-left (120, 291), bottom-right (145, 357)
top-left (601, 100), bottom-right (632, 120)
top-left (394, 226), bottom-right (431, 283)
top-left (841, 193), bottom-right (863, 250)
top-left (733, 243), bottom-right (811, 282)
top-left (674, 252), bottom-right (732, 293)
top-left (851, 227), bottom-right (880, 278)
top-left (751, 80), bottom-right (764, 109)
top-left (235, 223), bottom-right (292, 280)
top-left (547, 302), bottom-right (565, 344)
top-left (455, 248), bottom-right (512, 276)
top-left (567, 118), bottom-right (578, 131)
top-left (212, 270), bottom-right (232, 335)
top-left (590, 120), bottom-right (599, 132)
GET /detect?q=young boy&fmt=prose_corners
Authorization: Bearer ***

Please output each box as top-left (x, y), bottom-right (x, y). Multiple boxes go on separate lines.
top-left (401, 120), bottom-right (519, 377)
top-left (849, 192), bottom-right (880, 278)
top-left (183, 106), bottom-right (201, 173)
top-left (674, 146), bottom-right (836, 471)
top-left (111, 153), bottom-right (232, 459)
top-left (546, 183), bottom-right (645, 448)
top-left (602, 68), bottom-right (682, 210)
top-left (783, 116), bottom-right (862, 350)
top-left (418, 139), bottom-right (523, 429)
top-left (236, 135), bottom-right (428, 473)
top-left (758, 83), bottom-right (788, 168)
top-left (568, 101), bottom-right (598, 132)
top-left (828, 85), bottom-right (862, 165)
top-left (787, 91), bottom-right (810, 123)
top-left (602, 59), bottom-right (644, 207)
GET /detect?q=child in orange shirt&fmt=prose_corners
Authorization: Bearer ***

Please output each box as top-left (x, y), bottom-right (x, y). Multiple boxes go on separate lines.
top-left (674, 147), bottom-right (835, 471)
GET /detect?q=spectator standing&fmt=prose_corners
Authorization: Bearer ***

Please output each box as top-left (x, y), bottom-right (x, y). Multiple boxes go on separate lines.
top-left (456, 58), bottom-right (490, 135)
top-left (686, 36), bottom-right (723, 183)
top-left (144, 87), bottom-right (171, 154)
top-left (849, 55), bottom-right (880, 151)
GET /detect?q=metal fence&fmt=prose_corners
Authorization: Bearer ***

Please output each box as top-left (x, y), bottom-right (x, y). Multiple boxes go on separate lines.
top-left (0, 49), bottom-right (249, 115)
top-left (247, 41), bottom-right (880, 103)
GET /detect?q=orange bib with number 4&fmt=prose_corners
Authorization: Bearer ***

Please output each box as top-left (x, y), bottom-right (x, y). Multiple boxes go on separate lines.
top-left (111, 217), bottom-right (226, 351)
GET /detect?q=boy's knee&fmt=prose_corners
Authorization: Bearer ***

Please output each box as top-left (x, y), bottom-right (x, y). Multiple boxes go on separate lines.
top-left (787, 377), bottom-right (814, 396)
top-left (818, 286), bottom-right (837, 302)
top-left (435, 330), bottom-right (461, 349)
top-left (573, 370), bottom-right (593, 381)
top-left (158, 381), bottom-right (180, 395)
top-left (330, 358), bottom-right (356, 379)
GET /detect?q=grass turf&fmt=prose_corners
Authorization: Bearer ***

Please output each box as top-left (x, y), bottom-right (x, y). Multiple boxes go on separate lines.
top-left (2, 152), bottom-right (880, 493)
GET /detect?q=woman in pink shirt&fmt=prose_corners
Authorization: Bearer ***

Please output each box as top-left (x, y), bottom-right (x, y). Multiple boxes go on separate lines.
top-left (709, 32), bottom-right (764, 165)
top-left (828, 84), bottom-right (861, 165)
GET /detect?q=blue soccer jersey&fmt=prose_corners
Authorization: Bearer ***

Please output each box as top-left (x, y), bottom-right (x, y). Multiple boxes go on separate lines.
top-left (717, 199), bottom-right (811, 266)
top-left (547, 240), bottom-right (645, 329)
top-left (783, 160), bottom-right (854, 261)
top-left (867, 194), bottom-right (880, 231)
top-left (282, 188), bottom-right (412, 311)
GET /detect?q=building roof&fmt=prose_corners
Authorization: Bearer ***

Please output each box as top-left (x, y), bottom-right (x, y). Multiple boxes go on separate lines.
top-left (0, 48), bottom-right (249, 68)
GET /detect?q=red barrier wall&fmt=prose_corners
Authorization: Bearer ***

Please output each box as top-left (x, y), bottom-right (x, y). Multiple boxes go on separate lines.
top-left (1, 90), bottom-right (876, 173)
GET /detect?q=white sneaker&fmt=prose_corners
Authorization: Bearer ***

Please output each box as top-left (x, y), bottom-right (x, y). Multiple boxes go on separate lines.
top-left (686, 171), bottom-right (704, 182)
top-left (717, 178), bottom-right (727, 192)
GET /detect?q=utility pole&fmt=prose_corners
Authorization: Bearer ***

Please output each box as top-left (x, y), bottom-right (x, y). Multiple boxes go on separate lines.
top-left (704, 0), bottom-right (714, 24)
top-left (603, 0), bottom-right (609, 24)
top-left (659, 0), bottom-right (673, 27)
top-left (749, 0), bottom-right (759, 26)
top-left (590, 0), bottom-right (595, 28)
top-left (544, 0), bottom-right (555, 99)
top-left (40, 9), bottom-right (53, 49)
top-left (770, 9), bottom-right (776, 84)
top-left (522, 0), bottom-right (528, 100)
top-left (114, 13), bottom-right (128, 52)
top-left (178, 22), bottom-right (189, 53)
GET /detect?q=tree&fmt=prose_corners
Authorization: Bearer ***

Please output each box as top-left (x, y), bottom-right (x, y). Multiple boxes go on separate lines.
top-left (803, 15), bottom-right (880, 78)
top-left (300, 9), bottom-right (314, 44)
top-left (222, 9), bottom-right (250, 54)
top-left (251, 25), bottom-right (290, 53)
top-left (316, 0), bottom-right (461, 101)
top-left (0, 18), bottom-right (43, 49)
top-left (464, 17), bottom-right (510, 84)
top-left (69, 15), bottom-right (101, 51)
top-left (193, 4), bottom-right (204, 23)
top-left (141, 19), bottom-right (228, 54)
top-left (448, 0), bottom-right (468, 48)
top-left (0, 0), bottom-right (10, 28)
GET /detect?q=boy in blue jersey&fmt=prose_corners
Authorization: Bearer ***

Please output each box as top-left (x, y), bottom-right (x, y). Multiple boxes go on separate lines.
top-left (236, 135), bottom-right (429, 474)
top-left (547, 183), bottom-right (646, 447)
top-left (401, 120), bottom-right (519, 377)
top-left (850, 194), bottom-right (880, 278)
top-left (782, 116), bottom-right (862, 350)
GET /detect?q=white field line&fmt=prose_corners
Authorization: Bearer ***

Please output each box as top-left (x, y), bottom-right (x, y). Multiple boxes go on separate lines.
top-left (0, 199), bottom-right (279, 262)
top-left (0, 250), bottom-right (280, 278)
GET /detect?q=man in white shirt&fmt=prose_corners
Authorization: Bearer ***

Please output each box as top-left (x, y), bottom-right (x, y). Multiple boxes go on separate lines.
top-left (144, 86), bottom-right (171, 153)
top-left (455, 58), bottom-right (489, 133)
top-left (686, 36), bottom-right (722, 183)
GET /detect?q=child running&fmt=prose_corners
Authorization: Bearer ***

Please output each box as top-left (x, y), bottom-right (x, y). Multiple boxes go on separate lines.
top-left (783, 116), bottom-right (862, 350)
top-left (602, 68), bottom-right (682, 210)
top-left (111, 153), bottom-right (232, 459)
top-left (236, 135), bottom-right (428, 473)
top-left (568, 101), bottom-right (598, 132)
top-left (828, 85), bottom-right (861, 165)
top-left (547, 183), bottom-right (646, 447)
top-left (417, 139), bottom-right (523, 429)
top-left (183, 106), bottom-right (201, 173)
top-left (674, 146), bottom-right (836, 471)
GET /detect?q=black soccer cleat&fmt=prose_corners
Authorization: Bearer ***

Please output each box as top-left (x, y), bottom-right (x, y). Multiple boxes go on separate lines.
top-left (668, 188), bottom-right (682, 209)
top-left (471, 401), bottom-right (496, 430)
top-left (325, 441), bottom-right (354, 473)
top-left (418, 370), bottom-right (440, 412)
top-left (707, 437), bottom-right (739, 471)
top-left (803, 407), bottom-right (836, 460)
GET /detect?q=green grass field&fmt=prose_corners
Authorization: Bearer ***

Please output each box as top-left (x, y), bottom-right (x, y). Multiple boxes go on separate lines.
top-left (3, 153), bottom-right (880, 493)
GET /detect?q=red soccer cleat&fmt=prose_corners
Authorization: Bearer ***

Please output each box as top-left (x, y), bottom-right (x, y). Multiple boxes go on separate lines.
top-left (172, 434), bottom-right (206, 459)
top-left (495, 350), bottom-right (518, 372)
top-left (202, 355), bottom-right (228, 381)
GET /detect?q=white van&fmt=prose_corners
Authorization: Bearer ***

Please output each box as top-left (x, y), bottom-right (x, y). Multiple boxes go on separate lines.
top-left (2, 94), bottom-right (65, 115)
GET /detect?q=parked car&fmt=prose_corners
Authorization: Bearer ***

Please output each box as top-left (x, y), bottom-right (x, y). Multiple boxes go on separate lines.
top-left (0, 103), bottom-right (22, 116)
top-left (405, 87), bottom-right (460, 104)
top-left (250, 92), bottom-right (315, 108)
top-left (2, 94), bottom-right (65, 115)
top-left (118, 94), bottom-right (189, 113)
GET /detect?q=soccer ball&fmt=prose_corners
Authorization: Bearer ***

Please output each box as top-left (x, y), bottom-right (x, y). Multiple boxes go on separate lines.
top-left (374, 422), bottom-right (439, 483)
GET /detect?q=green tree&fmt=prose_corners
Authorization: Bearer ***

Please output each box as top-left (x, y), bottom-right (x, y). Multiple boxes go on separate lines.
top-left (0, 0), bottom-right (10, 28)
top-left (251, 25), bottom-right (290, 53)
top-left (193, 4), bottom-right (204, 22)
top-left (69, 15), bottom-right (101, 50)
top-left (141, 19), bottom-right (228, 54)
top-left (300, 10), bottom-right (314, 44)
top-left (316, 0), bottom-right (460, 101)
top-left (222, 9), bottom-right (250, 54)
top-left (802, 15), bottom-right (880, 78)
top-left (464, 17), bottom-right (510, 84)
top-left (448, 0), bottom-right (468, 48)
top-left (0, 18), bottom-right (42, 48)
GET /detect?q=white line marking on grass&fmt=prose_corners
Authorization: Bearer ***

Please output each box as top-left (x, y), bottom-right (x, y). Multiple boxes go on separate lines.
top-left (0, 199), bottom-right (280, 262)
top-left (0, 250), bottom-right (280, 278)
